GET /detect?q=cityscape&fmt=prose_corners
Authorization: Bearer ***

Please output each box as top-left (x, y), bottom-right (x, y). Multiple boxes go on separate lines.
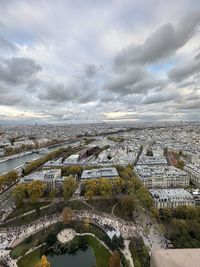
top-left (0, 1), bottom-right (200, 267)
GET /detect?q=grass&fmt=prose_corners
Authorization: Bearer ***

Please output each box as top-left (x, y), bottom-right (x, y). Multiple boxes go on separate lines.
top-left (11, 242), bottom-right (33, 259)
top-left (86, 198), bottom-right (117, 213)
top-left (7, 202), bottom-right (50, 220)
top-left (65, 200), bottom-right (92, 210)
top-left (85, 235), bottom-right (111, 267)
top-left (129, 238), bottom-right (150, 267)
top-left (3, 202), bottom-right (64, 227)
top-left (4, 200), bottom-right (91, 228)
top-left (17, 247), bottom-right (41, 267)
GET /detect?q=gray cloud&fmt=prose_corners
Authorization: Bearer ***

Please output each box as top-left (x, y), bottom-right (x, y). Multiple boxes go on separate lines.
top-left (105, 67), bottom-right (165, 95)
top-left (0, 84), bottom-right (23, 105)
top-left (142, 90), bottom-right (180, 104)
top-left (84, 64), bottom-right (99, 79)
top-left (105, 68), bottom-right (145, 91)
top-left (0, 1), bottom-right (199, 123)
top-left (169, 56), bottom-right (200, 82)
top-left (0, 57), bottom-right (41, 85)
top-left (114, 12), bottom-right (200, 71)
top-left (38, 78), bottom-right (97, 104)
top-left (176, 99), bottom-right (200, 110)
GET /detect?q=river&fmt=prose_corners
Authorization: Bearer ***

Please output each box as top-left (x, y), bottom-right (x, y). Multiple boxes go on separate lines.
top-left (0, 141), bottom-right (80, 174)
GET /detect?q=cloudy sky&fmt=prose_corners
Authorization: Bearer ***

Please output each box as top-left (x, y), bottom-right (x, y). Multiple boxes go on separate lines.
top-left (0, 0), bottom-right (200, 123)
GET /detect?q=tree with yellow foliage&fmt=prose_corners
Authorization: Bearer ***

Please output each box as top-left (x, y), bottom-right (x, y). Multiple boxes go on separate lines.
top-left (27, 180), bottom-right (46, 203)
top-left (62, 207), bottom-right (74, 225)
top-left (83, 218), bottom-right (91, 231)
top-left (35, 255), bottom-right (50, 267)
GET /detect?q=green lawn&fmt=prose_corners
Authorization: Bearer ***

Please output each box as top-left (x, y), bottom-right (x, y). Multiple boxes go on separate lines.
top-left (7, 202), bottom-right (50, 220)
top-left (66, 200), bottom-right (92, 210)
top-left (85, 235), bottom-right (111, 267)
top-left (17, 248), bottom-right (41, 267)
top-left (11, 242), bottom-right (32, 259)
top-left (87, 199), bottom-right (117, 213)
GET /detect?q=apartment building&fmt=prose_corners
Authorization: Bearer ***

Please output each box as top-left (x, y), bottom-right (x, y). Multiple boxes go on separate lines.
top-left (184, 164), bottom-right (200, 187)
top-left (150, 188), bottom-right (195, 209)
top-left (21, 169), bottom-right (62, 191)
top-left (134, 165), bottom-right (189, 189)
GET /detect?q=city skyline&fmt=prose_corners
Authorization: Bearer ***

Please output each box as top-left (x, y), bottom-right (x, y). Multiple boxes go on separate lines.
top-left (0, 0), bottom-right (200, 123)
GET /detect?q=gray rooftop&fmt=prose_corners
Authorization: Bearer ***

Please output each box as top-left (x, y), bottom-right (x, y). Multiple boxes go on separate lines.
top-left (81, 167), bottom-right (119, 180)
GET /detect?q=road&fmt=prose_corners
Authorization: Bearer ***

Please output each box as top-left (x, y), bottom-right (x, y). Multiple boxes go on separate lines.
top-left (136, 210), bottom-right (168, 252)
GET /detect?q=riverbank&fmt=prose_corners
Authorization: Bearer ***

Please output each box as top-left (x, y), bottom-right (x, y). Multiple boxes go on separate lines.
top-left (0, 140), bottom-right (80, 175)
top-left (0, 151), bottom-right (33, 164)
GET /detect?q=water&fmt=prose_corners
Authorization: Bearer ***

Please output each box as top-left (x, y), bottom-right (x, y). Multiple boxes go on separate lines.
top-left (0, 141), bottom-right (80, 174)
top-left (48, 247), bottom-right (96, 267)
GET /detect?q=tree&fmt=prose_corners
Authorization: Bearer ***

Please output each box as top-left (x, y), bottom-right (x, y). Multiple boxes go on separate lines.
top-left (35, 255), bottom-right (50, 267)
top-left (62, 165), bottom-right (83, 177)
top-left (63, 176), bottom-right (77, 200)
top-left (27, 181), bottom-right (46, 203)
top-left (85, 179), bottom-right (98, 199)
top-left (159, 208), bottom-right (172, 222)
top-left (121, 195), bottom-right (137, 217)
top-left (83, 218), bottom-right (91, 231)
top-left (62, 207), bottom-right (74, 224)
top-left (176, 160), bottom-right (185, 170)
top-left (98, 178), bottom-right (112, 198)
top-left (136, 187), bottom-right (153, 209)
top-left (109, 251), bottom-right (120, 267)
top-left (0, 170), bottom-right (18, 191)
top-left (11, 184), bottom-right (26, 207)
top-left (45, 233), bottom-right (57, 247)
top-left (134, 260), bottom-right (141, 267)
top-left (48, 189), bottom-right (57, 201)
top-left (113, 178), bottom-right (125, 194)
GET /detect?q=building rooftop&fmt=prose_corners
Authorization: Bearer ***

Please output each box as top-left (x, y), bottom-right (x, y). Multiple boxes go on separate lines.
top-left (137, 156), bottom-right (167, 165)
top-left (185, 164), bottom-right (200, 175)
top-left (150, 188), bottom-right (193, 201)
top-left (135, 165), bottom-right (188, 179)
top-left (81, 167), bottom-right (119, 180)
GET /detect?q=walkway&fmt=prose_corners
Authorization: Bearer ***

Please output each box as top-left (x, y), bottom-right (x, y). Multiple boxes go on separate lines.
top-left (121, 240), bottom-right (134, 267)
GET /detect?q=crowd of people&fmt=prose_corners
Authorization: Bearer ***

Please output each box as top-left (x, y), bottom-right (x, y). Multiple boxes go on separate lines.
top-left (74, 209), bottom-right (136, 239)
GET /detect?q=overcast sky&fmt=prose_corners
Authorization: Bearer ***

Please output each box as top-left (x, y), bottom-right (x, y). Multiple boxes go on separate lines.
top-left (0, 0), bottom-right (200, 124)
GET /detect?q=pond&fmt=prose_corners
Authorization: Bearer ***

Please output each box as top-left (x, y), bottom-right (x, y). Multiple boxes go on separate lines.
top-left (48, 247), bottom-right (96, 267)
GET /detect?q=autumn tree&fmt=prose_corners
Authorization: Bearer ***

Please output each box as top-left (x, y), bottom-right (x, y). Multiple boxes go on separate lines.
top-left (85, 179), bottom-right (98, 199)
top-left (109, 251), bottom-right (120, 267)
top-left (83, 218), bottom-right (91, 231)
top-left (27, 180), bottom-right (46, 203)
top-left (62, 207), bottom-right (74, 224)
top-left (12, 183), bottom-right (26, 207)
top-left (113, 177), bottom-right (125, 194)
top-left (63, 176), bottom-right (78, 200)
top-left (0, 170), bottom-right (18, 191)
top-left (35, 255), bottom-right (50, 267)
top-left (62, 165), bottom-right (83, 177)
top-left (98, 178), bottom-right (112, 198)
top-left (121, 195), bottom-right (137, 217)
